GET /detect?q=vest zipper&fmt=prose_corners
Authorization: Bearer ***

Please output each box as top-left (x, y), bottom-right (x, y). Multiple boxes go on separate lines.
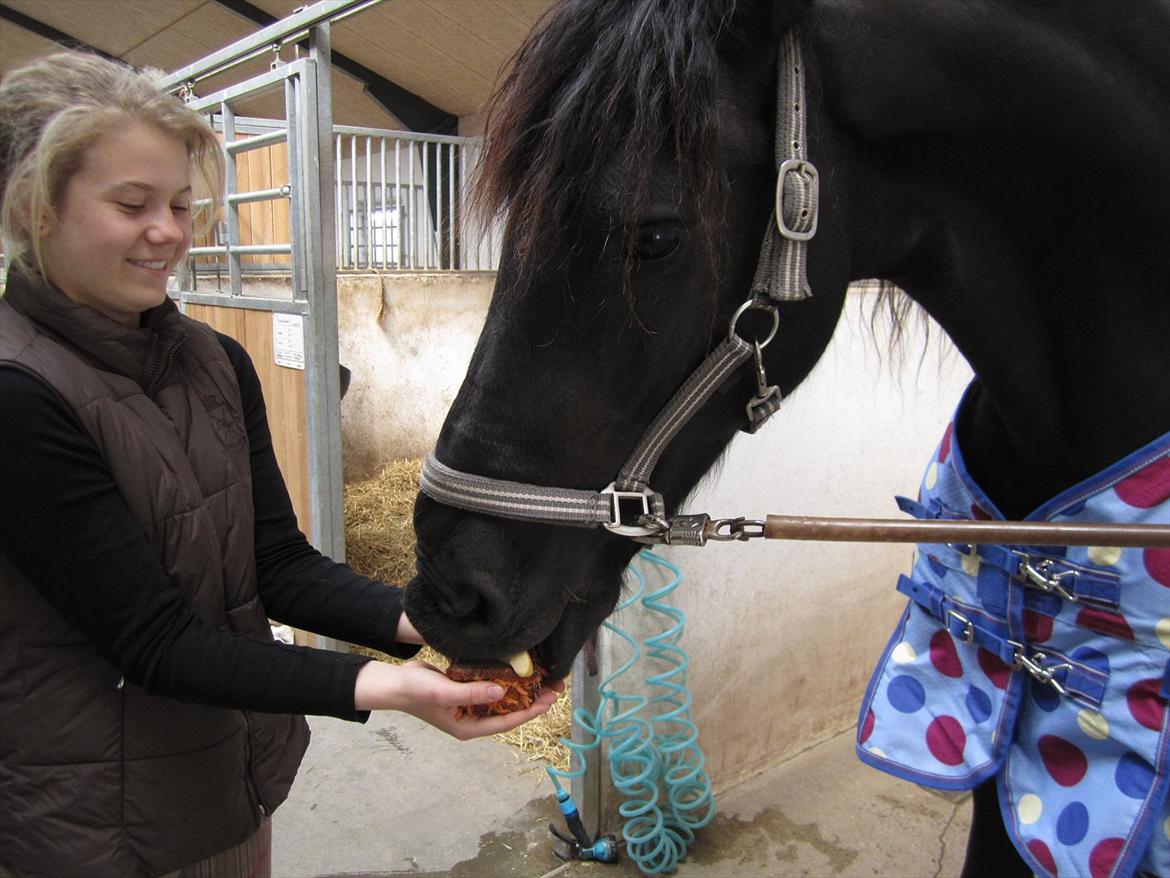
top-left (144, 333), bottom-right (186, 397)
top-left (241, 712), bottom-right (270, 817)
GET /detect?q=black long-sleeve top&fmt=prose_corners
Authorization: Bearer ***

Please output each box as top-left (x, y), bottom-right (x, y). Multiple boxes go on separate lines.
top-left (0, 332), bottom-right (416, 721)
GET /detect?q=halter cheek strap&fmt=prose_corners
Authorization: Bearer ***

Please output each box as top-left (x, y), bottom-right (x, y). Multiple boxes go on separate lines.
top-left (420, 35), bottom-right (818, 543)
top-left (753, 29), bottom-right (818, 304)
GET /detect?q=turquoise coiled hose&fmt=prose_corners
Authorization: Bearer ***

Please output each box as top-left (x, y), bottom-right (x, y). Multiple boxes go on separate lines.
top-left (547, 548), bottom-right (716, 875)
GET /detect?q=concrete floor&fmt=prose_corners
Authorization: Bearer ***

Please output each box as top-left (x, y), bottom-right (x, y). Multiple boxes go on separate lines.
top-left (272, 708), bottom-right (972, 878)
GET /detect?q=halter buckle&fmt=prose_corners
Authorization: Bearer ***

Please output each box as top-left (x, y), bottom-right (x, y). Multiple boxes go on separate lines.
top-left (776, 159), bottom-right (819, 241)
top-left (600, 484), bottom-right (664, 538)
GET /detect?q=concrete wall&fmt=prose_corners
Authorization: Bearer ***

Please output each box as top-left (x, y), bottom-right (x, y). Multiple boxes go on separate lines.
top-left (600, 292), bottom-right (973, 794)
top-left (336, 272), bottom-right (496, 481)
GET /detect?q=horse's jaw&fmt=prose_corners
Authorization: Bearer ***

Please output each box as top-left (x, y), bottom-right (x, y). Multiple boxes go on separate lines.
top-left (404, 498), bottom-right (632, 680)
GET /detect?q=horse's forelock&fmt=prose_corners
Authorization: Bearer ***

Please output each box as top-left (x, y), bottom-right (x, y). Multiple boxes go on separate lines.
top-left (476, 0), bottom-right (742, 281)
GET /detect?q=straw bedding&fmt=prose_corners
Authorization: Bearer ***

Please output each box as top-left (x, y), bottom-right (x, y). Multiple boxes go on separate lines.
top-left (344, 459), bottom-right (571, 770)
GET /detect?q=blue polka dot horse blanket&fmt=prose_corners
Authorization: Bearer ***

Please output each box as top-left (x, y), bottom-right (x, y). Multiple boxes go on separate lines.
top-left (857, 385), bottom-right (1170, 878)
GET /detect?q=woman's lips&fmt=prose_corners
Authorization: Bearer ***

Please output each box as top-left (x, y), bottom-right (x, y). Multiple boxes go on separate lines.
top-left (127, 258), bottom-right (170, 272)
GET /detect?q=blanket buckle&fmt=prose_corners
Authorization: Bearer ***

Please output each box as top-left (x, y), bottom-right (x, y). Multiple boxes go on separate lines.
top-left (1016, 554), bottom-right (1078, 603)
top-left (1010, 642), bottom-right (1072, 696)
top-left (946, 608), bottom-right (975, 644)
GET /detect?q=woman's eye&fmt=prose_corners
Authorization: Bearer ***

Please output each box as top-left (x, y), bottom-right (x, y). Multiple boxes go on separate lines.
top-left (117, 202), bottom-right (145, 212)
top-left (628, 221), bottom-right (684, 261)
top-left (172, 204), bottom-right (190, 214)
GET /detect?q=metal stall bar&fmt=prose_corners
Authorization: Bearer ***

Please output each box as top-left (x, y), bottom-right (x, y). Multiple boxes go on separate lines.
top-left (434, 143), bottom-right (443, 268)
top-left (348, 133), bottom-right (358, 267)
top-left (448, 141), bottom-right (456, 270)
top-left (335, 133), bottom-right (346, 269)
top-left (334, 126), bottom-right (481, 270)
top-left (379, 139), bottom-right (388, 269)
top-left (230, 185), bottom-right (291, 204)
top-left (395, 139), bottom-right (403, 268)
top-left (364, 137), bottom-right (373, 269)
top-left (416, 137), bottom-right (425, 266)
top-left (220, 104), bottom-right (242, 293)
top-left (407, 140), bottom-right (415, 268)
top-left (459, 139), bottom-right (469, 269)
top-left (300, 22), bottom-right (345, 568)
top-left (158, 0), bottom-right (380, 91)
top-left (285, 66), bottom-right (306, 308)
top-left (188, 244), bottom-right (294, 257)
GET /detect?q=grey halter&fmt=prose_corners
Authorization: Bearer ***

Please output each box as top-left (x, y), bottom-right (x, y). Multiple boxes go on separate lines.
top-left (420, 32), bottom-right (819, 545)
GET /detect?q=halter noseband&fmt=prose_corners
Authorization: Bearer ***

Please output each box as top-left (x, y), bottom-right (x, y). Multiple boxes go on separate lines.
top-left (420, 32), bottom-right (819, 545)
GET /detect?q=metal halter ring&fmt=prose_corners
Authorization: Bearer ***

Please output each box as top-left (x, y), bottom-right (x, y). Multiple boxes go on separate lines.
top-left (729, 299), bottom-right (780, 348)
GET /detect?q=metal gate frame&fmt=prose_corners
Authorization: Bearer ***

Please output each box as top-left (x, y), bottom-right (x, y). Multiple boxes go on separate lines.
top-left (159, 3), bottom-right (370, 652)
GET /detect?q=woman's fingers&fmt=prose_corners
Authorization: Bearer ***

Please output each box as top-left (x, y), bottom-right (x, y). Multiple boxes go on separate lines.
top-left (452, 679), bottom-right (507, 705)
top-left (445, 694), bottom-right (557, 740)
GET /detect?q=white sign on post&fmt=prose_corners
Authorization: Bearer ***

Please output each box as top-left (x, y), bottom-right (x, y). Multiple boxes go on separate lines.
top-left (272, 313), bottom-right (306, 370)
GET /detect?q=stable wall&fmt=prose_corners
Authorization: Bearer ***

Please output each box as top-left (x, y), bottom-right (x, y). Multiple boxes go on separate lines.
top-left (336, 272), bottom-right (496, 481)
top-left (630, 293), bottom-right (974, 793)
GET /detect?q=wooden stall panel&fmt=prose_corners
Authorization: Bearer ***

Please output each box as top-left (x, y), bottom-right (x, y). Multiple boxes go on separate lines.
top-left (270, 142), bottom-right (291, 260)
top-left (185, 303), bottom-right (312, 538)
top-left (236, 145), bottom-right (258, 265)
top-left (189, 137), bottom-right (291, 269)
top-left (237, 140), bottom-right (290, 267)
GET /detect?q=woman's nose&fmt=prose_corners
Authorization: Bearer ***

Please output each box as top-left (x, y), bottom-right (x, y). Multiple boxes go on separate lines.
top-left (146, 209), bottom-right (187, 243)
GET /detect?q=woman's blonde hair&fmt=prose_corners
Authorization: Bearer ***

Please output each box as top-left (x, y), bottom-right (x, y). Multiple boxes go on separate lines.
top-left (0, 51), bottom-right (225, 276)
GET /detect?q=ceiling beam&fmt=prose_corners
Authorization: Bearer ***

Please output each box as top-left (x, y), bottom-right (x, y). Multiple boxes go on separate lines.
top-left (213, 0), bottom-right (458, 134)
top-left (0, 2), bottom-right (120, 61)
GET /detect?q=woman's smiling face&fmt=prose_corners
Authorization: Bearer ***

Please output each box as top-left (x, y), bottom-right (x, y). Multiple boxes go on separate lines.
top-left (40, 121), bottom-right (193, 327)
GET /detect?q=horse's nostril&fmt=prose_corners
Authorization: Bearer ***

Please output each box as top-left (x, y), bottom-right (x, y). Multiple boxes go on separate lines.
top-left (415, 555), bottom-right (488, 619)
top-left (411, 511), bottom-right (524, 633)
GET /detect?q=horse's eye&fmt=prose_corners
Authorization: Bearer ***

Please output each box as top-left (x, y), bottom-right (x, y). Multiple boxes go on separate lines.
top-left (629, 221), bottom-right (684, 261)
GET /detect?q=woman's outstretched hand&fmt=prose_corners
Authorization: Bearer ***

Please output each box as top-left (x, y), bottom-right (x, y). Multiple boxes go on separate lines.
top-left (353, 659), bottom-right (564, 740)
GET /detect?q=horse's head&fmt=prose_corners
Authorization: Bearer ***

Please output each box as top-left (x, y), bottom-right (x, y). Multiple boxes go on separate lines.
top-left (405, 0), bottom-right (853, 679)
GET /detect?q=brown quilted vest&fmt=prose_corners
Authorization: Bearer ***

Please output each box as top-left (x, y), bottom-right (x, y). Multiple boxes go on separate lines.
top-left (0, 269), bottom-right (310, 877)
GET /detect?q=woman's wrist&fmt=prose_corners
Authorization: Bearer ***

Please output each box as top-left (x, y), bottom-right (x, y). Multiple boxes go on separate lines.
top-left (353, 660), bottom-right (400, 711)
top-left (395, 612), bottom-right (424, 645)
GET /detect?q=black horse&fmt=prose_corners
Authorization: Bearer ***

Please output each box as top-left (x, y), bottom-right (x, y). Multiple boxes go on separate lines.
top-left (404, 2), bottom-right (1170, 875)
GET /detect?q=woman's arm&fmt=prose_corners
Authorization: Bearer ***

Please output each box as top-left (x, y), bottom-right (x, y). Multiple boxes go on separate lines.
top-left (218, 332), bottom-right (419, 659)
top-left (0, 365), bottom-right (558, 736)
top-left (0, 366), bottom-right (370, 719)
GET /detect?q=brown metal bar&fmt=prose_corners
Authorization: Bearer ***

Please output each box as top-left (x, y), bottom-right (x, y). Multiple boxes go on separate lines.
top-left (762, 515), bottom-right (1170, 548)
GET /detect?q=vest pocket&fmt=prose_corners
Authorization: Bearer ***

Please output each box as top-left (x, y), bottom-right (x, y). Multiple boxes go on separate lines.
top-left (122, 722), bottom-right (257, 875)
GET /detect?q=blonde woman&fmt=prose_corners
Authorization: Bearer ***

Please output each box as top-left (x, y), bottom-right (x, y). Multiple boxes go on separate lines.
top-left (0, 52), bottom-right (558, 878)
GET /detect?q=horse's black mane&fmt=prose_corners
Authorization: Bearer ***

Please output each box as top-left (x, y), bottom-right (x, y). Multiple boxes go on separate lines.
top-left (476, 0), bottom-right (761, 279)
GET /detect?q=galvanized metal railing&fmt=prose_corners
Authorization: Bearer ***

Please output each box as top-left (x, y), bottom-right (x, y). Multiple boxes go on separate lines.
top-left (189, 119), bottom-right (501, 277)
top-left (334, 126), bottom-right (500, 271)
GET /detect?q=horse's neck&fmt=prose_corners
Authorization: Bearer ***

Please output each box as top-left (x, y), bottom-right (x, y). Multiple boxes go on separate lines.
top-left (902, 175), bottom-right (1169, 520)
top-left (912, 259), bottom-right (1169, 520)
top-left (817, 0), bottom-right (1170, 517)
